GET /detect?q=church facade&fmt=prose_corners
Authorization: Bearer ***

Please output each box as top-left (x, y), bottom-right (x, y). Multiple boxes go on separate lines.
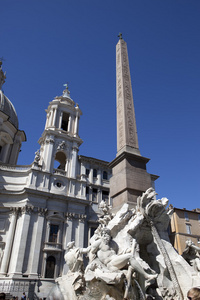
top-left (0, 37), bottom-right (156, 299)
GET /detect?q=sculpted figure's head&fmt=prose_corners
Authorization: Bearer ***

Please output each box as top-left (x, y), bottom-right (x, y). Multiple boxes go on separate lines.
top-left (66, 241), bottom-right (75, 250)
top-left (101, 227), bottom-right (111, 244)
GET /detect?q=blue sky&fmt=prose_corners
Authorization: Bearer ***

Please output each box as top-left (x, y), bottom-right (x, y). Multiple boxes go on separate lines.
top-left (1, 0), bottom-right (200, 210)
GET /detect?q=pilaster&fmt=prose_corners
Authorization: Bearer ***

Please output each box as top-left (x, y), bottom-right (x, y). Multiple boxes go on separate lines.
top-left (28, 208), bottom-right (46, 277)
top-left (0, 208), bottom-right (19, 276)
top-left (43, 136), bottom-right (55, 172)
top-left (8, 206), bottom-right (33, 277)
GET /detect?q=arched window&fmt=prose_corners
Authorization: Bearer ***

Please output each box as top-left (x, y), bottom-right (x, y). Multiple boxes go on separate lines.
top-left (103, 171), bottom-right (108, 180)
top-left (54, 151), bottom-right (66, 171)
top-left (45, 256), bottom-right (56, 278)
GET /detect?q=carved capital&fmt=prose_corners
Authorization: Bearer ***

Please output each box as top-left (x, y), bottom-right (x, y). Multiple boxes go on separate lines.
top-left (72, 146), bottom-right (79, 152)
top-left (78, 214), bottom-right (87, 223)
top-left (21, 205), bottom-right (34, 215)
top-left (66, 212), bottom-right (76, 221)
top-left (37, 207), bottom-right (48, 216)
top-left (10, 207), bottom-right (20, 215)
top-left (46, 138), bottom-right (54, 144)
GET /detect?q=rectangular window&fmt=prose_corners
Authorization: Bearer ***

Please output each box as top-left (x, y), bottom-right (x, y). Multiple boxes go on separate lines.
top-left (86, 186), bottom-right (89, 195)
top-left (93, 169), bottom-right (97, 178)
top-left (184, 212), bottom-right (189, 221)
top-left (103, 171), bottom-right (108, 180)
top-left (102, 190), bottom-right (109, 202)
top-left (186, 224), bottom-right (191, 235)
top-left (49, 224), bottom-right (59, 243)
top-left (86, 169), bottom-right (90, 177)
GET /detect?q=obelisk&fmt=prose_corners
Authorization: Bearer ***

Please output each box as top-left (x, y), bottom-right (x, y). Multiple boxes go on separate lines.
top-left (109, 34), bottom-right (158, 211)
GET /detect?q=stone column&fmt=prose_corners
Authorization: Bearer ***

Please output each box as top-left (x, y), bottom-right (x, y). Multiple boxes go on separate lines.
top-left (49, 109), bottom-right (54, 127)
top-left (70, 146), bottom-right (78, 178)
top-left (89, 168), bottom-right (93, 183)
top-left (8, 206), bottom-right (32, 276)
top-left (74, 112), bottom-right (79, 135)
top-left (77, 215), bottom-right (86, 248)
top-left (64, 214), bottom-right (73, 247)
top-left (58, 222), bottom-right (63, 244)
top-left (58, 111), bottom-right (63, 129)
top-left (41, 252), bottom-right (47, 278)
top-left (80, 162), bottom-right (86, 181)
top-left (9, 140), bottom-right (21, 165)
top-left (97, 169), bottom-right (101, 185)
top-left (45, 113), bottom-right (49, 129)
top-left (52, 108), bottom-right (57, 127)
top-left (29, 208), bottom-right (46, 277)
top-left (45, 220), bottom-right (50, 242)
top-left (67, 115), bottom-right (72, 133)
top-left (0, 208), bottom-right (18, 276)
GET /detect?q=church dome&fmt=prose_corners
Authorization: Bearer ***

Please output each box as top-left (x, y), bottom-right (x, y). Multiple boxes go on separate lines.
top-left (0, 90), bottom-right (19, 129)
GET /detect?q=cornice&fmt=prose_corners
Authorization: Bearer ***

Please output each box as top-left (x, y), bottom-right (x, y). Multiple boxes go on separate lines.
top-left (79, 155), bottom-right (110, 168)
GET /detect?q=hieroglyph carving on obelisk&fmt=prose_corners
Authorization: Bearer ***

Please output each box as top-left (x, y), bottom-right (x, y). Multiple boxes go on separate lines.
top-left (116, 37), bottom-right (140, 155)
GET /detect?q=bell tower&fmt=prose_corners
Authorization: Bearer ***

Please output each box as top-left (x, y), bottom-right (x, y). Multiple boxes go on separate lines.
top-left (38, 85), bottom-right (83, 178)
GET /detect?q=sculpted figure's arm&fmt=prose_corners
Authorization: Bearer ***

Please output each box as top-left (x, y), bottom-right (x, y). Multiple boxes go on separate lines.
top-left (190, 244), bottom-right (200, 253)
top-left (88, 239), bottom-right (101, 262)
top-left (80, 245), bottom-right (91, 254)
top-left (90, 239), bottom-right (101, 254)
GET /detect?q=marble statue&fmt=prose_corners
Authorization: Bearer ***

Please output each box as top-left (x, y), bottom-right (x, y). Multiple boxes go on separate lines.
top-left (182, 240), bottom-right (200, 272)
top-left (47, 188), bottom-right (200, 300)
top-left (34, 149), bottom-right (40, 163)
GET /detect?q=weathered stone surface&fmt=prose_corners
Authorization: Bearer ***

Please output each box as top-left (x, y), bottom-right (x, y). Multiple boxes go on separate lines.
top-left (48, 188), bottom-right (200, 300)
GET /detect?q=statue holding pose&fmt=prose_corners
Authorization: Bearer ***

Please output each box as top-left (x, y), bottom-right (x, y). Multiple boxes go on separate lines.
top-left (182, 240), bottom-right (200, 272)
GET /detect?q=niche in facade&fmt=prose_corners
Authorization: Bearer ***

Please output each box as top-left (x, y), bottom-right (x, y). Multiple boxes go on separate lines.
top-left (54, 151), bottom-right (66, 171)
top-left (61, 112), bottom-right (69, 131)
